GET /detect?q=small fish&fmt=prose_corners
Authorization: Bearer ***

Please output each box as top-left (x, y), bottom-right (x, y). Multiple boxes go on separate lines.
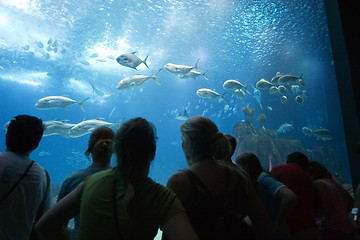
top-left (290, 85), bottom-right (301, 95)
top-left (69, 118), bottom-right (123, 138)
top-left (116, 69), bottom-right (162, 91)
top-left (196, 88), bottom-right (226, 103)
top-left (301, 127), bottom-right (332, 141)
top-left (295, 95), bottom-right (304, 105)
top-left (267, 106), bottom-right (273, 111)
top-left (277, 123), bottom-right (293, 133)
top-left (36, 41), bottom-right (44, 48)
top-left (90, 53), bottom-right (99, 58)
top-left (278, 73), bottom-right (303, 85)
top-left (164, 59), bottom-right (199, 75)
top-left (79, 60), bottom-right (90, 66)
top-left (89, 81), bottom-right (105, 96)
top-left (269, 86), bottom-right (278, 95)
top-left (271, 72), bottom-right (282, 84)
top-left (278, 85), bottom-right (288, 95)
top-left (178, 70), bottom-right (208, 80)
top-left (234, 89), bottom-right (246, 99)
top-left (39, 151), bottom-right (51, 156)
top-left (116, 52), bottom-right (149, 70)
top-left (301, 127), bottom-right (312, 136)
top-left (35, 96), bottom-right (89, 112)
top-left (256, 79), bottom-right (274, 89)
top-left (299, 78), bottom-right (306, 86)
top-left (109, 107), bottom-right (117, 119)
top-left (280, 95), bottom-right (288, 104)
top-left (0, 65), bottom-right (5, 71)
top-left (175, 109), bottom-right (190, 121)
top-left (253, 87), bottom-right (263, 109)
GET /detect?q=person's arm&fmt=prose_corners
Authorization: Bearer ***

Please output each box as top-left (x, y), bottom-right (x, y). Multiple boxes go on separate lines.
top-left (166, 171), bottom-right (190, 203)
top-left (162, 211), bottom-right (199, 240)
top-left (35, 188), bottom-right (81, 240)
top-left (274, 186), bottom-right (297, 236)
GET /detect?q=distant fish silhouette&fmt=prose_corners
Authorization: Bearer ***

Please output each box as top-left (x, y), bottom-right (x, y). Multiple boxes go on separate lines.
top-left (175, 110), bottom-right (190, 121)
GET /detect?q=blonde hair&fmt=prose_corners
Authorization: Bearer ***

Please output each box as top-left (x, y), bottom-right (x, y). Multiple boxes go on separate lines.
top-left (180, 116), bottom-right (230, 163)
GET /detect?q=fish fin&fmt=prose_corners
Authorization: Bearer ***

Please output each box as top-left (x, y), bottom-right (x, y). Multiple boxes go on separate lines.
top-left (143, 55), bottom-right (149, 69)
top-left (195, 59), bottom-right (200, 69)
top-left (78, 97), bottom-right (89, 112)
top-left (220, 92), bottom-right (228, 104)
top-left (152, 68), bottom-right (162, 85)
top-left (131, 51), bottom-right (136, 54)
top-left (244, 82), bottom-right (251, 94)
top-left (115, 118), bottom-right (124, 130)
top-left (202, 71), bottom-right (209, 80)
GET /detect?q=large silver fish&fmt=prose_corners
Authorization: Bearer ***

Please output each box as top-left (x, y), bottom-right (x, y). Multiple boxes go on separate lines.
top-left (35, 96), bottom-right (89, 112)
top-left (278, 73), bottom-right (303, 85)
top-left (255, 79), bottom-right (274, 89)
top-left (175, 109), bottom-right (190, 121)
top-left (116, 52), bottom-right (149, 70)
top-left (178, 70), bottom-right (208, 80)
top-left (43, 120), bottom-right (75, 138)
top-left (116, 69), bottom-right (162, 91)
top-left (69, 118), bottom-right (123, 138)
top-left (302, 127), bottom-right (332, 141)
top-left (164, 59), bottom-right (200, 75)
top-left (196, 88), bottom-right (226, 103)
top-left (276, 123), bottom-right (293, 133)
top-left (223, 80), bottom-right (249, 93)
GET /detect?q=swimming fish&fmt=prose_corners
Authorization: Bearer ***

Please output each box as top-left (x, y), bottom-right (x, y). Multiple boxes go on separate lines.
top-left (234, 89), bottom-right (246, 99)
top-left (175, 109), bottom-right (190, 121)
top-left (69, 118), bottom-right (123, 138)
top-left (196, 88), bottom-right (226, 103)
top-left (35, 96), bottom-right (89, 112)
top-left (276, 123), bottom-right (293, 133)
top-left (116, 52), bottom-right (149, 70)
top-left (278, 73), bottom-right (303, 85)
top-left (178, 70), bottom-right (208, 80)
top-left (269, 86), bottom-right (278, 95)
top-left (164, 59), bottom-right (200, 75)
top-left (301, 127), bottom-right (332, 141)
top-left (280, 95), bottom-right (288, 104)
top-left (271, 72), bottom-right (282, 84)
top-left (295, 95), bottom-right (304, 105)
top-left (89, 81), bottom-right (105, 96)
top-left (43, 121), bottom-right (75, 138)
top-left (116, 69), bottom-right (162, 91)
top-left (255, 79), bottom-right (274, 89)
top-left (253, 87), bottom-right (263, 109)
top-left (223, 80), bottom-right (249, 93)
top-left (278, 85), bottom-right (288, 95)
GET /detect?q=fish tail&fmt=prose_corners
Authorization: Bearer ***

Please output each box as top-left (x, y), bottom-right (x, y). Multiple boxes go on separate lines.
top-left (202, 71), bottom-right (209, 80)
top-left (78, 97), bottom-right (89, 112)
top-left (143, 55), bottom-right (149, 69)
top-left (299, 73), bottom-right (303, 80)
top-left (115, 118), bottom-right (124, 130)
top-left (220, 92), bottom-right (228, 104)
top-left (244, 82), bottom-right (251, 94)
top-left (195, 59), bottom-right (200, 69)
top-left (152, 68), bottom-right (162, 85)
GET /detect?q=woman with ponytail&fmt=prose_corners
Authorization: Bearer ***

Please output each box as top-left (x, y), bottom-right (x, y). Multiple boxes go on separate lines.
top-left (163, 116), bottom-right (272, 240)
top-left (35, 117), bottom-right (198, 240)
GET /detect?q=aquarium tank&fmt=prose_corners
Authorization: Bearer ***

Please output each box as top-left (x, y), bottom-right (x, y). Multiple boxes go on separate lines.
top-left (0, 0), bottom-right (355, 205)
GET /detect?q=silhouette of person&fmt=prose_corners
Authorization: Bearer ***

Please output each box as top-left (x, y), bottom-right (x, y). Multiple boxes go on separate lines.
top-left (35, 117), bottom-right (199, 240)
top-left (0, 115), bottom-right (51, 240)
top-left (57, 126), bottom-right (115, 240)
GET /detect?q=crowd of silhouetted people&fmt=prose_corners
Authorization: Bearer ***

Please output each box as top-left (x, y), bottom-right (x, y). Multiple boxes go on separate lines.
top-left (0, 114), bottom-right (359, 240)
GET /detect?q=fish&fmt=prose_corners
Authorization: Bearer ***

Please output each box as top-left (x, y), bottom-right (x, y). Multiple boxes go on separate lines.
top-left (299, 78), bottom-right (306, 86)
top-left (89, 81), bottom-right (105, 96)
top-left (295, 95), bottom-right (304, 105)
top-left (278, 85), bottom-right (288, 95)
top-left (290, 85), bottom-right (301, 95)
top-left (116, 68), bottom-right (162, 91)
top-left (196, 88), bottom-right (226, 103)
top-left (109, 106), bottom-right (117, 119)
top-left (175, 109), bottom-right (190, 121)
top-left (278, 73), bottom-right (303, 85)
top-left (69, 118), bottom-right (123, 138)
top-left (255, 79), bottom-right (274, 89)
top-left (0, 65), bottom-right (4, 71)
top-left (39, 151), bottom-right (51, 156)
top-left (277, 123), bottom-right (293, 133)
top-left (268, 86), bottom-right (278, 95)
top-left (43, 121), bottom-right (75, 138)
top-left (178, 70), bottom-right (208, 80)
top-left (234, 89), bottom-right (246, 99)
top-left (301, 127), bottom-right (332, 141)
top-left (35, 96), bottom-right (89, 112)
top-left (223, 80), bottom-right (249, 93)
top-left (116, 52), bottom-right (149, 70)
top-left (164, 59), bottom-right (199, 75)
top-left (271, 72), bottom-right (282, 84)
top-left (253, 87), bottom-right (263, 109)
top-left (36, 41), bottom-right (44, 48)
top-left (280, 95), bottom-right (288, 104)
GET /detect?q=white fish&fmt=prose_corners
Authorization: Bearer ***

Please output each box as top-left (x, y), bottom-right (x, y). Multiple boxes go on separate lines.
top-left (253, 87), bottom-right (263, 109)
top-left (223, 80), bottom-right (249, 93)
top-left (256, 79), bottom-right (274, 89)
top-left (116, 69), bottom-right (162, 91)
top-left (89, 81), bottom-right (105, 96)
top-left (175, 109), bottom-right (190, 121)
top-left (164, 59), bottom-right (199, 75)
top-left (278, 85), bottom-right (288, 95)
top-left (277, 123), bottom-right (293, 133)
top-left (43, 122), bottom-right (75, 138)
top-left (271, 72), bottom-right (282, 83)
top-left (116, 52), bottom-right (149, 70)
top-left (234, 89), bottom-right (246, 99)
top-left (178, 70), bottom-right (208, 80)
top-left (35, 96), bottom-right (89, 112)
top-left (301, 127), bottom-right (332, 141)
top-left (69, 118), bottom-right (123, 138)
top-left (269, 86), bottom-right (278, 95)
top-left (196, 88), bottom-right (226, 103)
top-left (109, 107), bottom-right (117, 119)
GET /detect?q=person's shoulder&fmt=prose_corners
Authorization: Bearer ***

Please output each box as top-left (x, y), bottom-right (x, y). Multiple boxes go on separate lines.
top-left (167, 170), bottom-right (189, 187)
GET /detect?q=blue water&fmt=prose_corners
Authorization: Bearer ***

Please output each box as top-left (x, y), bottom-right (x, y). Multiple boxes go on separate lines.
top-left (0, 0), bottom-right (350, 185)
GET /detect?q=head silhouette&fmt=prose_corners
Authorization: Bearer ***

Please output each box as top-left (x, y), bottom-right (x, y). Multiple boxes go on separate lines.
top-left (236, 152), bottom-right (263, 181)
top-left (6, 115), bottom-right (44, 154)
top-left (85, 126), bottom-right (115, 160)
top-left (286, 152), bottom-right (309, 170)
